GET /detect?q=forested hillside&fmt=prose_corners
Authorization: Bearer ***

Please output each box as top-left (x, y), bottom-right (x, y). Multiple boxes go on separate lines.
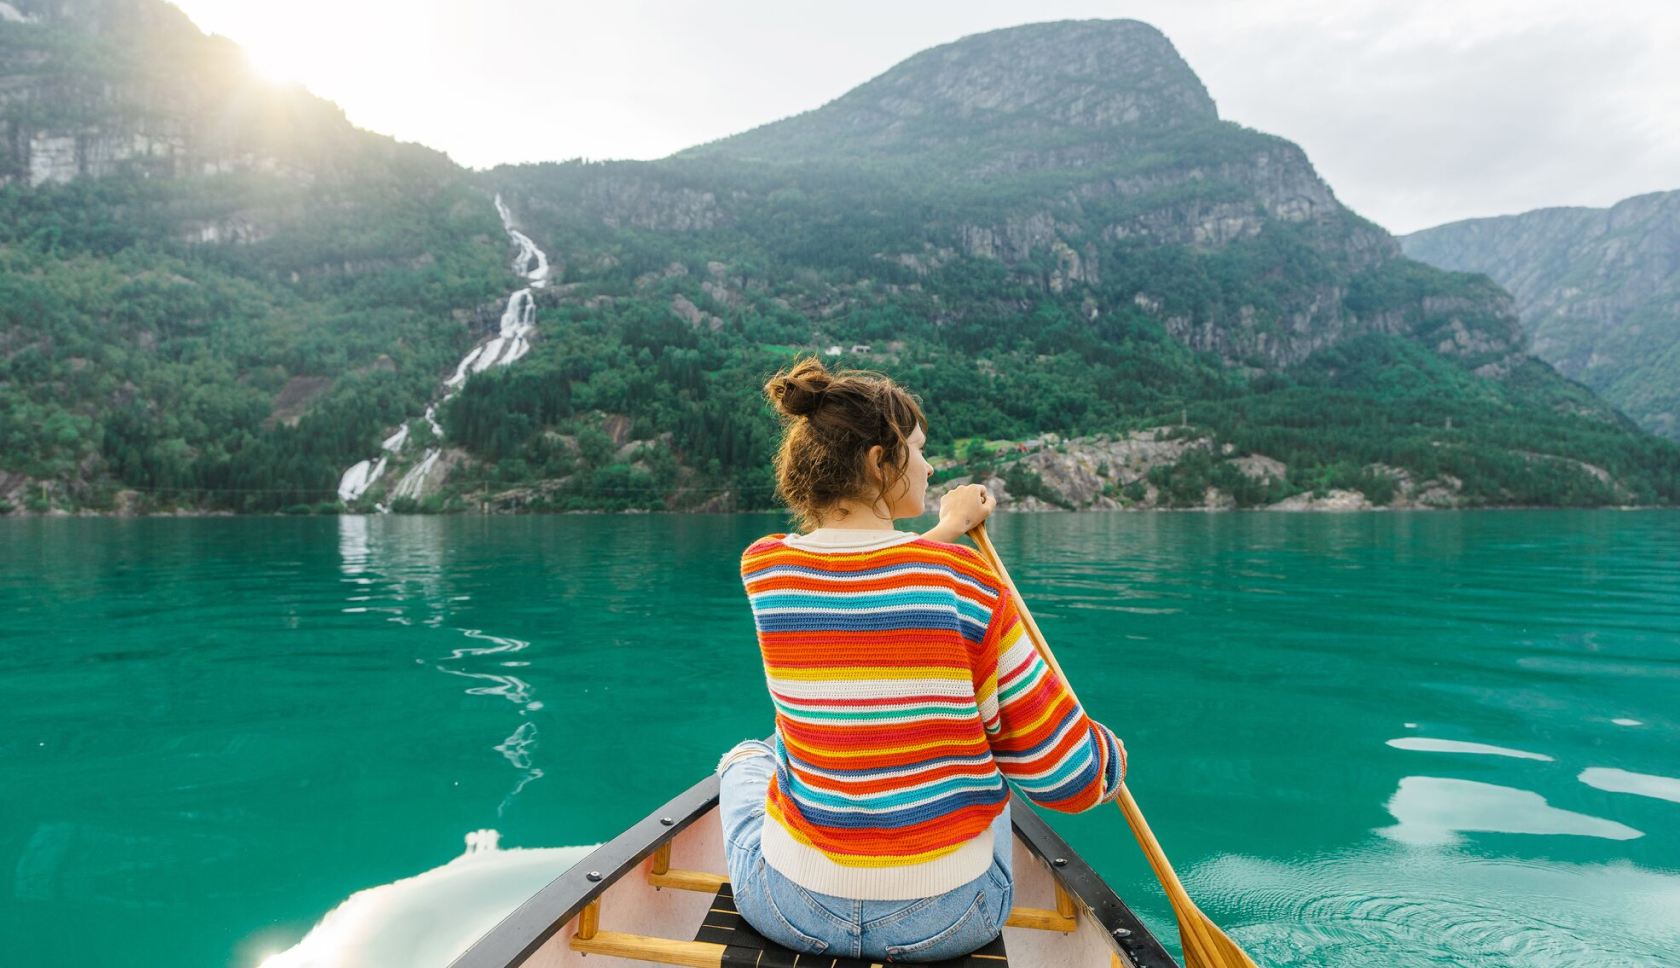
top-left (2, 9), bottom-right (1677, 514)
top-left (0, 0), bottom-right (514, 512)
top-left (1404, 191), bottom-right (1680, 441)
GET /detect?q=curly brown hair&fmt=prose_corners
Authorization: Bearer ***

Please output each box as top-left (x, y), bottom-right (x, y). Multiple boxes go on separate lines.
top-left (763, 355), bottom-right (927, 533)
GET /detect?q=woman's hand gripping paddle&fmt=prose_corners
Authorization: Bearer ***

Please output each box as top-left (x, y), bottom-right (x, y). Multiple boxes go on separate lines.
top-left (966, 522), bottom-right (1262, 968)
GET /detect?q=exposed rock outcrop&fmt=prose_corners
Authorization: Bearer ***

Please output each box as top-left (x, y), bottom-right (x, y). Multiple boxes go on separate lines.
top-left (924, 430), bottom-right (1487, 512)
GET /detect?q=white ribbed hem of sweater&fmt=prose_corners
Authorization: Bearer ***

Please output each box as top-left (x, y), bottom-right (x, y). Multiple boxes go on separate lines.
top-left (760, 818), bottom-right (994, 900)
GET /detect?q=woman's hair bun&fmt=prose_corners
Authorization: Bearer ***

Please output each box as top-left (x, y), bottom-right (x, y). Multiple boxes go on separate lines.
top-left (766, 356), bottom-right (834, 419)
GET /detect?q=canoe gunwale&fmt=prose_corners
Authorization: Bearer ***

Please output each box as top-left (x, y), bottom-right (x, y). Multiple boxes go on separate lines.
top-left (448, 773), bottom-right (1181, 968)
top-left (1009, 800), bottom-right (1180, 968)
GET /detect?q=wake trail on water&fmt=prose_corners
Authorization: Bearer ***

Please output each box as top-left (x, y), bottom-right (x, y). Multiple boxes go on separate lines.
top-left (257, 831), bottom-right (596, 968)
top-left (337, 195), bottom-right (550, 507)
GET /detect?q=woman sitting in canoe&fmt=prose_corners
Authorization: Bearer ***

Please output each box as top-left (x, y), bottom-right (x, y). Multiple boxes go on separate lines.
top-left (720, 356), bottom-right (1127, 962)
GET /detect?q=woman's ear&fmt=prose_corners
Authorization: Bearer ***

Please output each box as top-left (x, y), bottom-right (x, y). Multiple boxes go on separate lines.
top-left (864, 444), bottom-right (885, 483)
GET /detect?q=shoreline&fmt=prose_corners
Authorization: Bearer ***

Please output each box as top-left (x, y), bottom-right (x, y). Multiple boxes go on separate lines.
top-left (4, 503), bottom-right (1673, 520)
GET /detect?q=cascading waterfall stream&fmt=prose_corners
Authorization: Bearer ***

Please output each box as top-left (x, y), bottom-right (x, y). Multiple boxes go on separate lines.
top-left (337, 195), bottom-right (550, 507)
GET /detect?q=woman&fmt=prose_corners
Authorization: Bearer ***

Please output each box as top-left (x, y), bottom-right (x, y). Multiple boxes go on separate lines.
top-left (718, 356), bottom-right (1127, 962)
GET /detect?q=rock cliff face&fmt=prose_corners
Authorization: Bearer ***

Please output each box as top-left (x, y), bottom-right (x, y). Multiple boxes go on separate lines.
top-left (1403, 192), bottom-right (1680, 438)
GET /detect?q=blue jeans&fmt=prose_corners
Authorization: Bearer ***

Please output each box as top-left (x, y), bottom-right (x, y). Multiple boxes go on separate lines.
top-left (717, 739), bottom-right (1014, 962)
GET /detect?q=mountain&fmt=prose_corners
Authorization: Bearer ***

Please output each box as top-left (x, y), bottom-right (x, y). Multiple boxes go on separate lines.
top-left (0, 0), bottom-right (514, 513)
top-left (1403, 191), bottom-right (1680, 440)
top-left (473, 19), bottom-right (1676, 511)
top-left (2, 11), bottom-right (1677, 515)
top-left (643, 20), bottom-right (1526, 376)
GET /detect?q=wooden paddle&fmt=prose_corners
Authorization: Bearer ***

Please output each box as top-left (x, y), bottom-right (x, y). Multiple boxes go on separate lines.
top-left (966, 522), bottom-right (1261, 968)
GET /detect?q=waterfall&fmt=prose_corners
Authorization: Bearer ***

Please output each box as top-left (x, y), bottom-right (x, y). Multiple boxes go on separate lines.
top-left (445, 289), bottom-right (538, 389)
top-left (496, 195), bottom-right (550, 287)
top-left (336, 195), bottom-right (550, 507)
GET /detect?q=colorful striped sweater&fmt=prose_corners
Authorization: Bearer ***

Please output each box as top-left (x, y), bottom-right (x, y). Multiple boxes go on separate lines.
top-left (740, 527), bottom-right (1125, 900)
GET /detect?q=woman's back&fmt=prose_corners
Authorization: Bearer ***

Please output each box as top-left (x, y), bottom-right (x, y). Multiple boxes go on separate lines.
top-left (741, 527), bottom-right (1125, 900)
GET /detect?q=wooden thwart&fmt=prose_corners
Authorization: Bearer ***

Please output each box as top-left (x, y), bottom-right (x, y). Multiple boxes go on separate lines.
top-left (1002, 906), bottom-right (1077, 932)
top-left (574, 880), bottom-right (1014, 968)
top-left (648, 868), bottom-right (730, 893)
top-left (647, 864), bottom-right (1080, 933)
top-left (570, 932), bottom-right (723, 968)
top-left (564, 855), bottom-right (1077, 967)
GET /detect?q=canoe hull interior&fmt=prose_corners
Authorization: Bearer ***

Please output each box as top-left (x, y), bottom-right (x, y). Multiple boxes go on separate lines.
top-left (450, 775), bottom-right (1179, 968)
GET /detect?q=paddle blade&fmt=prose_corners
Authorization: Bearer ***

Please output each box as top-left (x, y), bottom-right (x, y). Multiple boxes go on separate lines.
top-left (1177, 910), bottom-right (1261, 968)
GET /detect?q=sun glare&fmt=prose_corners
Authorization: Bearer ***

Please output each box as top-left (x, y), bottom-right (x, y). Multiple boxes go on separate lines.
top-left (244, 41), bottom-right (306, 84)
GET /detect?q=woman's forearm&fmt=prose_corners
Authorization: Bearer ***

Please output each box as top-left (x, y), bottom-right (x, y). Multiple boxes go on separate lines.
top-left (921, 521), bottom-right (964, 544)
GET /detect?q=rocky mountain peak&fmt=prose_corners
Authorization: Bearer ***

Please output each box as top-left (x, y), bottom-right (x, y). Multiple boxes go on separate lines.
top-left (686, 19), bottom-right (1217, 163)
top-left (836, 20), bottom-right (1217, 131)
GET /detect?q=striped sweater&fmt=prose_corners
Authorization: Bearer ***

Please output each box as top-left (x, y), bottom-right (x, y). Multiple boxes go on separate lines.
top-left (740, 527), bottom-right (1125, 900)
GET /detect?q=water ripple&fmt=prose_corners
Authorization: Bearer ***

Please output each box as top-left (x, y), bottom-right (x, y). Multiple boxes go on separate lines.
top-left (1195, 850), bottom-right (1680, 968)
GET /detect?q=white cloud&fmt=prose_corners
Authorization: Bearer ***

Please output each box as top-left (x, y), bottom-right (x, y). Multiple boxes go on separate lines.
top-left (168, 0), bottom-right (1680, 233)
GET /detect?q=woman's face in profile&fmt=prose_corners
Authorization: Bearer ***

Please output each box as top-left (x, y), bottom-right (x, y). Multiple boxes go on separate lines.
top-left (887, 425), bottom-right (932, 519)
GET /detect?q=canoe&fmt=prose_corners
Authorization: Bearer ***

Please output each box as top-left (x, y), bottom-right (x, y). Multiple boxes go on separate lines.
top-left (448, 774), bottom-right (1181, 968)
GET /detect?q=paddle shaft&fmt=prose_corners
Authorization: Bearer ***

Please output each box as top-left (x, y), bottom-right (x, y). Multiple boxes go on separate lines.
top-left (963, 525), bottom-right (1197, 897)
top-left (966, 523), bottom-right (1258, 968)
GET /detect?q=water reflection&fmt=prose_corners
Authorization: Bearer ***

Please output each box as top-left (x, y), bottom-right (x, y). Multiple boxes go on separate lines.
top-left (1377, 777), bottom-right (1641, 846)
top-left (337, 516), bottom-right (545, 812)
top-left (1579, 767), bottom-right (1680, 805)
top-left (1386, 737), bottom-right (1553, 761)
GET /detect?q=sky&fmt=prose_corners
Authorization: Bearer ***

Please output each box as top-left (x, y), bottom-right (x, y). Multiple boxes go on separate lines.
top-left (169, 0), bottom-right (1680, 235)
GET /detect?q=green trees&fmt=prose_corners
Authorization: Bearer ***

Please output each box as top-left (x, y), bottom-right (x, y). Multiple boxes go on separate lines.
top-left (0, 160), bottom-right (508, 512)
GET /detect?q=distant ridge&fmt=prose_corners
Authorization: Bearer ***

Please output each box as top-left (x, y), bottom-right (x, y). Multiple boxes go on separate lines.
top-left (1404, 190), bottom-right (1680, 439)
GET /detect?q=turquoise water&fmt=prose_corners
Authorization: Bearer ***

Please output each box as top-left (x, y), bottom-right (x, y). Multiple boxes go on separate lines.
top-left (3, 511), bottom-right (1678, 967)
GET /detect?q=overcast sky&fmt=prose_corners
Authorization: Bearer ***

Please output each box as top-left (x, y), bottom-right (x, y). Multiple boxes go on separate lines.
top-left (170, 0), bottom-right (1679, 235)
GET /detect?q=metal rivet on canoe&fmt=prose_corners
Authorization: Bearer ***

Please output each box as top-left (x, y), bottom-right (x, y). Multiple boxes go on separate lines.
top-left (586, 871), bottom-right (603, 882)
top-left (1112, 927), bottom-right (1132, 938)
top-left (659, 817), bottom-right (674, 826)
top-left (1052, 857), bottom-right (1067, 867)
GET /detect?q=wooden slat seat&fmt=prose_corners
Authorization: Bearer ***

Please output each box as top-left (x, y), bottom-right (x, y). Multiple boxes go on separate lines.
top-left (695, 882), bottom-right (1008, 968)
